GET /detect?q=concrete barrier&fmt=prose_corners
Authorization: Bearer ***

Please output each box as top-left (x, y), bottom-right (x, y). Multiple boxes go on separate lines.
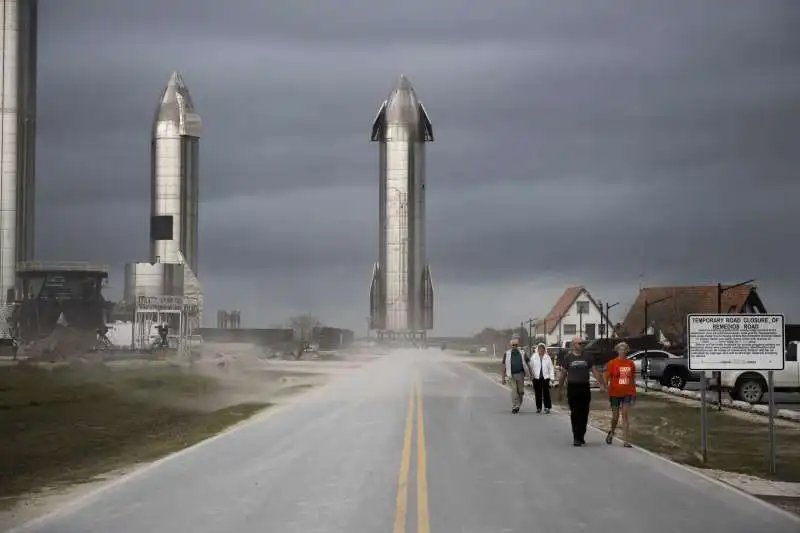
top-left (778, 409), bottom-right (800, 422)
top-left (635, 379), bottom-right (799, 424)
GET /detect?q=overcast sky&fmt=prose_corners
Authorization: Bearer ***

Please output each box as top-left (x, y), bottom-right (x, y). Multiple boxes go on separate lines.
top-left (36, 1), bottom-right (800, 335)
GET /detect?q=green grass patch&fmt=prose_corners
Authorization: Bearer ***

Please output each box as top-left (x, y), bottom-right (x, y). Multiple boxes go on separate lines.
top-left (0, 363), bottom-right (269, 507)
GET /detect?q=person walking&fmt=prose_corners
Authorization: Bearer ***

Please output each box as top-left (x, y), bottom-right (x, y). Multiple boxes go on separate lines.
top-left (501, 337), bottom-right (531, 414)
top-left (604, 342), bottom-right (636, 448)
top-left (557, 336), bottom-right (607, 446)
top-left (531, 343), bottom-right (555, 414)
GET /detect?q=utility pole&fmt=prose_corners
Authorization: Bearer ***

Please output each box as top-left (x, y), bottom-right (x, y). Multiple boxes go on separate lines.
top-left (525, 318), bottom-right (535, 354)
top-left (542, 318), bottom-right (547, 345)
top-left (605, 301), bottom-right (620, 360)
top-left (643, 295), bottom-right (673, 392)
top-left (715, 279), bottom-right (756, 411)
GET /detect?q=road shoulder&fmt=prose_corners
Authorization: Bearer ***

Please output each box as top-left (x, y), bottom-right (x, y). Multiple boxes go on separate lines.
top-left (465, 356), bottom-right (800, 520)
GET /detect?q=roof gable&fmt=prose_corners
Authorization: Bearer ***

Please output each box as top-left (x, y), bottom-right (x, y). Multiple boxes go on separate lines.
top-left (536, 286), bottom-right (612, 334)
top-left (621, 285), bottom-right (763, 343)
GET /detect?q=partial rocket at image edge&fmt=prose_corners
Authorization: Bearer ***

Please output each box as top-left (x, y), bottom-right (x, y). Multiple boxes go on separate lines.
top-left (421, 264), bottom-right (434, 331)
top-left (369, 262), bottom-right (385, 331)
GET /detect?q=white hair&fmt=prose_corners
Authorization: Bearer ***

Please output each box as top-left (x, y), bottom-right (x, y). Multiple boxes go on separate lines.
top-left (614, 341), bottom-right (630, 353)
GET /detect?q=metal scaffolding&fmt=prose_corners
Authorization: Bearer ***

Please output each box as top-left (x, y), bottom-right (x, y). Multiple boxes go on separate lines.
top-left (0, 303), bottom-right (16, 341)
top-left (133, 295), bottom-right (200, 358)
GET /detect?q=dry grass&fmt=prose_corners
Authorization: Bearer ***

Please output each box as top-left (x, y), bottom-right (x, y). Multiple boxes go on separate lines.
top-left (0, 362), bottom-right (270, 507)
top-left (468, 359), bottom-right (800, 482)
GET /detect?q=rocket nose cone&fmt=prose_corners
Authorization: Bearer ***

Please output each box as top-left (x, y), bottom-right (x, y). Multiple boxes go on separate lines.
top-left (158, 71), bottom-right (193, 112)
top-left (167, 71), bottom-right (183, 90)
top-left (394, 74), bottom-right (414, 92)
top-left (386, 74), bottom-right (419, 123)
top-left (154, 71), bottom-right (202, 137)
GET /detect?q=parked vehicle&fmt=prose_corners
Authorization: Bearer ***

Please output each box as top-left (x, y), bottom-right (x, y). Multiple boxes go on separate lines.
top-left (583, 335), bottom-right (663, 366)
top-left (719, 341), bottom-right (800, 403)
top-left (632, 350), bottom-right (703, 390)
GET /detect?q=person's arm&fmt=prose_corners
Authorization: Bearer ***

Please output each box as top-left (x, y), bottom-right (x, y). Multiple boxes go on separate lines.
top-left (557, 359), bottom-right (568, 388)
top-left (590, 356), bottom-right (607, 389)
top-left (555, 360), bottom-right (567, 399)
top-left (501, 352), bottom-right (507, 384)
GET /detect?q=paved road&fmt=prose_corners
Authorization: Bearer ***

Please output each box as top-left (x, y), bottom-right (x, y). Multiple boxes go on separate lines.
top-left (8, 350), bottom-right (799, 533)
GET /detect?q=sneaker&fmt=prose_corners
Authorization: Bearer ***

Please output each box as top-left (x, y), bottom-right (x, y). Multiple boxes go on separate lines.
top-left (536, 409), bottom-right (542, 414)
top-left (573, 440), bottom-right (583, 447)
top-left (544, 408), bottom-right (551, 414)
top-left (623, 442), bottom-right (633, 448)
top-left (605, 432), bottom-right (614, 445)
top-left (512, 407), bottom-right (519, 414)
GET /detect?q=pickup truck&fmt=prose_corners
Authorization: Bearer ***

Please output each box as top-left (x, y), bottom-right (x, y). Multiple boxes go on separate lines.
top-left (719, 341), bottom-right (800, 403)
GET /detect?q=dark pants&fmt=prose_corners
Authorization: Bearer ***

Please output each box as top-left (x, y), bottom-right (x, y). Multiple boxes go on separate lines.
top-left (567, 382), bottom-right (591, 441)
top-left (532, 378), bottom-right (551, 410)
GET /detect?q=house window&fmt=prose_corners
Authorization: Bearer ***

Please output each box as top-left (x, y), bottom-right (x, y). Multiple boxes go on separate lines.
top-left (563, 324), bottom-right (577, 335)
top-left (576, 301), bottom-right (590, 314)
top-left (598, 324), bottom-right (606, 336)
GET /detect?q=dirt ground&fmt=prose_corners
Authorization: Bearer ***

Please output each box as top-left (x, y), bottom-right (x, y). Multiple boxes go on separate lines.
top-left (468, 359), bottom-right (800, 483)
top-left (0, 347), bottom-right (364, 516)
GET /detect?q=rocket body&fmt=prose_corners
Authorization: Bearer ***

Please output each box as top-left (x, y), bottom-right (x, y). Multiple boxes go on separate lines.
top-left (0, 0), bottom-right (37, 304)
top-left (149, 71), bottom-right (201, 275)
top-left (370, 75), bottom-right (434, 334)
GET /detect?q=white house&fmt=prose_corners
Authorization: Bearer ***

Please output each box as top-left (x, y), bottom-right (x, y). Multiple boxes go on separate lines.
top-left (534, 286), bottom-right (616, 346)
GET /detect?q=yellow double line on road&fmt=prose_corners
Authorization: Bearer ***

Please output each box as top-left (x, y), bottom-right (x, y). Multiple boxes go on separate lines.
top-left (393, 379), bottom-right (430, 533)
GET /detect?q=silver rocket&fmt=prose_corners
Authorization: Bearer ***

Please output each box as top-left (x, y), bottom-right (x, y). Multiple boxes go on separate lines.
top-left (369, 75), bottom-right (434, 335)
top-left (150, 71), bottom-right (201, 275)
top-left (0, 0), bottom-right (37, 304)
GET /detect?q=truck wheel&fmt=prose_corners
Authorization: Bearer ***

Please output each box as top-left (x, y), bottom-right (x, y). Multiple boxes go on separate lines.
top-left (662, 369), bottom-right (687, 390)
top-left (735, 377), bottom-right (765, 404)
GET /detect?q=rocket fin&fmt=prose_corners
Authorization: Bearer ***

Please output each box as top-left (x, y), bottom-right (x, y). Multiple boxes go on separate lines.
top-left (370, 100), bottom-right (387, 142)
top-left (421, 264), bottom-right (434, 330)
top-left (418, 102), bottom-right (434, 142)
top-left (369, 262), bottom-right (385, 330)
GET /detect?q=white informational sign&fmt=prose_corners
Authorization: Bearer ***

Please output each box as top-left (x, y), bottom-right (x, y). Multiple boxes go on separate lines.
top-left (687, 314), bottom-right (785, 371)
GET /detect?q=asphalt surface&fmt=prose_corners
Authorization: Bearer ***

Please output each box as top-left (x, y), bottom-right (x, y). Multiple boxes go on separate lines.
top-left (8, 350), bottom-right (800, 533)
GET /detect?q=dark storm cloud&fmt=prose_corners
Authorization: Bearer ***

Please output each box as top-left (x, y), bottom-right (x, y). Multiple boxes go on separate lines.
top-left (35, 1), bottom-right (800, 333)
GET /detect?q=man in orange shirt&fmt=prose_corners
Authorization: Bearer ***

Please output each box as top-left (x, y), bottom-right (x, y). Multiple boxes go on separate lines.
top-left (604, 341), bottom-right (636, 448)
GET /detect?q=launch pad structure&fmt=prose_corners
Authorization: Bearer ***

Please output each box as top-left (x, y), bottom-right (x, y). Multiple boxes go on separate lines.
top-left (132, 295), bottom-right (200, 358)
top-left (372, 329), bottom-right (428, 349)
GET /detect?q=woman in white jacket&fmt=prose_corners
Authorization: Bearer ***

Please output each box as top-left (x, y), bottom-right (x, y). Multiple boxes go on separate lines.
top-left (530, 343), bottom-right (555, 414)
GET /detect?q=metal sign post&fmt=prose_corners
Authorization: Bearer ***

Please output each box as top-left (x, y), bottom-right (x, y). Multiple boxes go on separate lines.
top-left (699, 372), bottom-right (708, 462)
top-left (768, 370), bottom-right (776, 474)
top-left (688, 313), bottom-right (784, 470)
